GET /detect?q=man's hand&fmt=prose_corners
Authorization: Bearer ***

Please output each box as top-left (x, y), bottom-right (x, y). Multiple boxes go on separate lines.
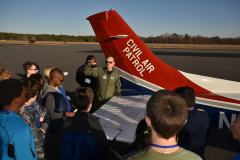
top-left (39, 128), bottom-right (45, 134)
top-left (88, 60), bottom-right (97, 67)
top-left (65, 112), bottom-right (75, 117)
top-left (40, 116), bottom-right (44, 122)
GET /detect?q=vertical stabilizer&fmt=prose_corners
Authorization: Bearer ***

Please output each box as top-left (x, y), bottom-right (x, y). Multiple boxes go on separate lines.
top-left (87, 10), bottom-right (240, 104)
top-left (87, 10), bottom-right (203, 91)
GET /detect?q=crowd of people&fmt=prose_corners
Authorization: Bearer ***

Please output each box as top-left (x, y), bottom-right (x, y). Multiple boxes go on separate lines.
top-left (0, 55), bottom-right (239, 160)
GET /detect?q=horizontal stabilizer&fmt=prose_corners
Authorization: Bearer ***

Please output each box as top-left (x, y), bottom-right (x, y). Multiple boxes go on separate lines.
top-left (110, 35), bottom-right (128, 39)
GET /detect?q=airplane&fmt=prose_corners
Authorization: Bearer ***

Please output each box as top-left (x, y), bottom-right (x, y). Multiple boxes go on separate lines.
top-left (86, 9), bottom-right (240, 131)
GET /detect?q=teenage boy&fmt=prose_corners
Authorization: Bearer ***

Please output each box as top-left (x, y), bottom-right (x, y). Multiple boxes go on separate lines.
top-left (41, 68), bottom-right (75, 125)
top-left (0, 79), bottom-right (37, 160)
top-left (126, 90), bottom-right (202, 160)
top-left (174, 86), bottom-right (210, 158)
top-left (61, 87), bottom-right (108, 159)
top-left (40, 68), bottom-right (74, 159)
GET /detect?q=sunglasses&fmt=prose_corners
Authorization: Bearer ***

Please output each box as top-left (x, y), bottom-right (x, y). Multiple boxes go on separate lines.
top-left (54, 77), bottom-right (64, 83)
top-left (105, 61), bottom-right (113, 64)
top-left (28, 68), bottom-right (38, 71)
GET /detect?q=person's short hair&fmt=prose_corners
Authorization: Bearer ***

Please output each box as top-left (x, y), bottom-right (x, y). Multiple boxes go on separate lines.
top-left (30, 73), bottom-right (43, 81)
top-left (106, 55), bottom-right (115, 62)
top-left (0, 79), bottom-right (24, 106)
top-left (44, 66), bottom-right (56, 80)
top-left (132, 119), bottom-right (151, 151)
top-left (50, 68), bottom-right (64, 79)
top-left (0, 68), bottom-right (12, 81)
top-left (146, 90), bottom-right (188, 139)
top-left (73, 87), bottom-right (94, 111)
top-left (174, 86), bottom-right (195, 108)
top-left (86, 55), bottom-right (95, 62)
top-left (29, 73), bottom-right (44, 90)
top-left (23, 61), bottom-right (39, 73)
top-left (22, 78), bottom-right (41, 101)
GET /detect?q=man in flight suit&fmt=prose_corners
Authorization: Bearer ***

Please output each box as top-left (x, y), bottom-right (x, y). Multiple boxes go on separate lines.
top-left (84, 55), bottom-right (121, 113)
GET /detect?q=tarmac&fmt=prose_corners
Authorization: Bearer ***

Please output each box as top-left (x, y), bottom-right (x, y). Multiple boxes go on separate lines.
top-left (0, 43), bottom-right (240, 160)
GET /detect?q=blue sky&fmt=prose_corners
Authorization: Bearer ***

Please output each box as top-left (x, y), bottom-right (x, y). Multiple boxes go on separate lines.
top-left (0, 0), bottom-right (239, 38)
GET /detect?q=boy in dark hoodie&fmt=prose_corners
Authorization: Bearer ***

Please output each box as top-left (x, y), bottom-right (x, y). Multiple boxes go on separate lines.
top-left (61, 87), bottom-right (108, 159)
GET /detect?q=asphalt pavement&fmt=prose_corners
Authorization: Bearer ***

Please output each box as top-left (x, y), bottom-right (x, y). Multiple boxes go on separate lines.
top-left (1, 43), bottom-right (240, 160)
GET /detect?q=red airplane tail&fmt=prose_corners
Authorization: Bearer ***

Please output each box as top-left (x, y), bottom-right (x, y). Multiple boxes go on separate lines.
top-left (87, 10), bottom-right (240, 104)
top-left (87, 10), bottom-right (203, 91)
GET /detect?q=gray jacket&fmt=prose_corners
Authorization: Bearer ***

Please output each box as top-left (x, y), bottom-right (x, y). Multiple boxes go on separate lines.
top-left (40, 83), bottom-right (67, 120)
top-left (20, 101), bottom-right (50, 159)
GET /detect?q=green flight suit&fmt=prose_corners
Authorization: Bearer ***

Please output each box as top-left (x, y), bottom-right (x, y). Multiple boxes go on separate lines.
top-left (83, 65), bottom-right (121, 110)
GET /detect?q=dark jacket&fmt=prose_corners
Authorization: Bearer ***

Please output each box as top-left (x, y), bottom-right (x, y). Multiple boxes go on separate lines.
top-left (76, 63), bottom-right (98, 92)
top-left (62, 111), bottom-right (108, 159)
top-left (178, 108), bottom-right (210, 158)
top-left (40, 84), bottom-right (70, 131)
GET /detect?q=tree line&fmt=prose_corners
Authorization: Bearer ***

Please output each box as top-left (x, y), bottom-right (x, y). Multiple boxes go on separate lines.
top-left (1, 32), bottom-right (240, 45)
top-left (140, 33), bottom-right (240, 45)
top-left (0, 32), bottom-right (97, 42)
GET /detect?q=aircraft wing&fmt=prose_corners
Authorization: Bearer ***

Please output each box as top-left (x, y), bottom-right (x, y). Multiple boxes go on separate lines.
top-left (93, 95), bottom-right (150, 143)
